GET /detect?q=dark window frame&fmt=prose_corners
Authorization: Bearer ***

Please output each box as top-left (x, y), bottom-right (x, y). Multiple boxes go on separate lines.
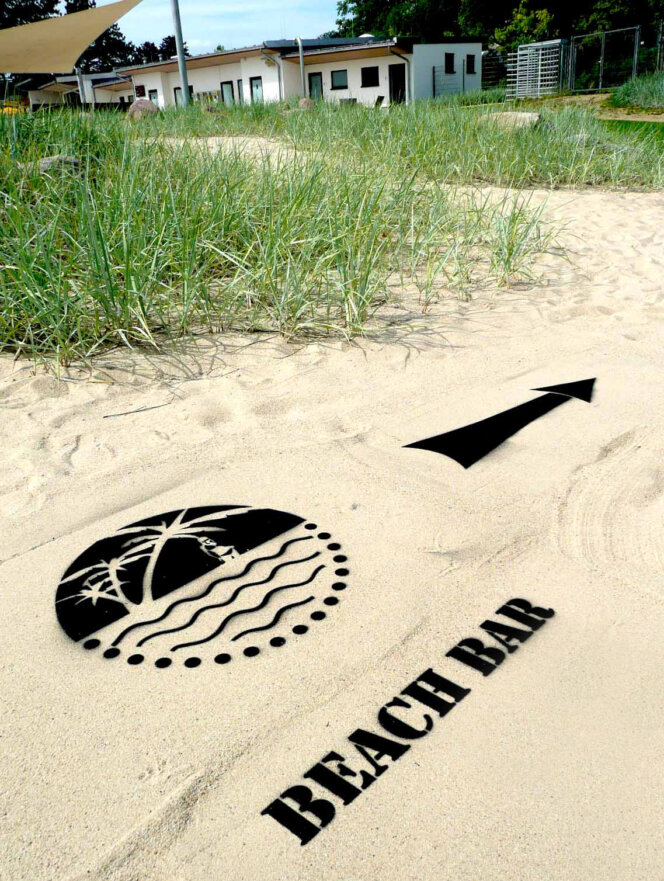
top-left (444, 52), bottom-right (455, 75)
top-left (361, 65), bottom-right (380, 88)
top-left (173, 84), bottom-right (193, 105)
top-left (466, 54), bottom-right (476, 75)
top-left (330, 69), bottom-right (349, 90)
top-left (237, 78), bottom-right (243, 103)
top-left (148, 88), bottom-right (158, 104)
top-left (308, 71), bottom-right (323, 99)
top-left (249, 75), bottom-right (263, 103)
top-left (220, 80), bottom-right (235, 104)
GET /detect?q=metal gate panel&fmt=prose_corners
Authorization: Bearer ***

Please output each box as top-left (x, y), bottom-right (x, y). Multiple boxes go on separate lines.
top-left (506, 40), bottom-right (564, 98)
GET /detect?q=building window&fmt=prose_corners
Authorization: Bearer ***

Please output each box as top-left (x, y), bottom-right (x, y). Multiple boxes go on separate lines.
top-left (237, 79), bottom-right (243, 103)
top-left (445, 52), bottom-right (455, 74)
top-left (174, 85), bottom-right (193, 106)
top-left (220, 81), bottom-right (234, 104)
top-left (466, 54), bottom-right (476, 75)
top-left (148, 89), bottom-right (158, 105)
top-left (135, 84), bottom-right (146, 97)
top-left (330, 69), bottom-right (348, 90)
top-left (361, 66), bottom-right (379, 88)
top-left (250, 76), bottom-right (263, 103)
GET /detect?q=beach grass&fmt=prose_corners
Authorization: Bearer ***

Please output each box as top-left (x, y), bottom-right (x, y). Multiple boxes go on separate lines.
top-left (609, 72), bottom-right (664, 110)
top-left (1, 101), bottom-right (662, 363)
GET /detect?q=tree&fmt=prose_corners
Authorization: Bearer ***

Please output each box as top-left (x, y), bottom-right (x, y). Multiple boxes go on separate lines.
top-left (64, 0), bottom-right (136, 72)
top-left (158, 35), bottom-right (188, 60)
top-left (494, 0), bottom-right (553, 51)
top-left (0, 0), bottom-right (59, 29)
top-left (134, 41), bottom-right (161, 64)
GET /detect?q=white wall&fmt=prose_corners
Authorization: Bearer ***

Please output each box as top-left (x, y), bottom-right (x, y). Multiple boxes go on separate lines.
top-left (131, 55), bottom-right (282, 107)
top-left (28, 90), bottom-right (62, 108)
top-left (239, 56), bottom-right (281, 102)
top-left (132, 70), bottom-right (169, 107)
top-left (298, 56), bottom-right (402, 106)
top-left (128, 43), bottom-right (483, 109)
top-left (412, 43), bottom-right (482, 99)
top-left (94, 87), bottom-right (134, 104)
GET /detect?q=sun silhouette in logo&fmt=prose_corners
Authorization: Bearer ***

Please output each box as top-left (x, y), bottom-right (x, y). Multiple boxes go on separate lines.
top-left (56, 506), bottom-right (349, 669)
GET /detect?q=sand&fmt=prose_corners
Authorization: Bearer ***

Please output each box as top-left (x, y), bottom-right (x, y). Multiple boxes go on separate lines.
top-left (1, 186), bottom-right (663, 881)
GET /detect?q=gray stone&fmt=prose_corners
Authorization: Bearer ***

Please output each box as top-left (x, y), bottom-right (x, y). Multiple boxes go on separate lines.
top-left (38, 154), bottom-right (82, 173)
top-left (127, 98), bottom-right (159, 121)
top-left (18, 154), bottom-right (82, 174)
top-left (480, 111), bottom-right (542, 129)
top-left (298, 97), bottom-right (315, 111)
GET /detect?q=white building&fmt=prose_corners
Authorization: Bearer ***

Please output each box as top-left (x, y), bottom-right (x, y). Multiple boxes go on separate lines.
top-left (28, 72), bottom-right (134, 110)
top-left (117, 37), bottom-right (482, 109)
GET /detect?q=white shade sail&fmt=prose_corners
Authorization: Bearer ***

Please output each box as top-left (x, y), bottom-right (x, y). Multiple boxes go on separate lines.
top-left (0, 0), bottom-right (143, 74)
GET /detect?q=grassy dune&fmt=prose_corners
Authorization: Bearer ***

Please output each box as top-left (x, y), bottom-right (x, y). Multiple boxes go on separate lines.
top-left (609, 72), bottom-right (664, 110)
top-left (1, 101), bottom-right (662, 362)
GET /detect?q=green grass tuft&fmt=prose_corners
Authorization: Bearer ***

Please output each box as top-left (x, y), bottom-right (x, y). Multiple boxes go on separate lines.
top-left (1, 100), bottom-right (662, 363)
top-left (609, 72), bottom-right (664, 109)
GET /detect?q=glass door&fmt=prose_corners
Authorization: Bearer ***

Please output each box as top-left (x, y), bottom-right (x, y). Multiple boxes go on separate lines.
top-left (250, 76), bottom-right (263, 103)
top-left (308, 72), bottom-right (323, 100)
top-left (220, 81), bottom-right (234, 104)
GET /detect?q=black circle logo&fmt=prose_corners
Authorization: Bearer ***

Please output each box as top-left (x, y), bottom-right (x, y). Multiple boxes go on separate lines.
top-left (55, 506), bottom-right (348, 668)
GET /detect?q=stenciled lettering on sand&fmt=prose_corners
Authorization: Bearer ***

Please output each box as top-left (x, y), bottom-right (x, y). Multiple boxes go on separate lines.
top-left (261, 598), bottom-right (555, 845)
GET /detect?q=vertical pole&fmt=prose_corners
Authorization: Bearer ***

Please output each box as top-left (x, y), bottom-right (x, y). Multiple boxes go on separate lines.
top-left (632, 26), bottom-right (640, 80)
top-left (170, 0), bottom-right (190, 106)
top-left (75, 66), bottom-right (86, 108)
top-left (296, 37), bottom-right (306, 97)
top-left (599, 30), bottom-right (605, 90)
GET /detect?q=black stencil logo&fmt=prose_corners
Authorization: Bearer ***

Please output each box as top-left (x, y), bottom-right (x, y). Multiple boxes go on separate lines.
top-left (56, 506), bottom-right (349, 668)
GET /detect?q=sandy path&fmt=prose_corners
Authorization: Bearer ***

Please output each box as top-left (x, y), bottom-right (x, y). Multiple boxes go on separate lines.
top-left (1, 187), bottom-right (663, 881)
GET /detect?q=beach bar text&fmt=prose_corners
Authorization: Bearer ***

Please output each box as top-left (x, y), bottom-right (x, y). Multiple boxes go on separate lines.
top-left (261, 597), bottom-right (555, 845)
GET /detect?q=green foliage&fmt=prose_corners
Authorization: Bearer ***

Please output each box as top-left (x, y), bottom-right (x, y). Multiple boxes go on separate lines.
top-left (333, 0), bottom-right (664, 51)
top-left (0, 0), bottom-right (59, 29)
top-left (609, 72), bottom-right (664, 108)
top-left (494, 1), bottom-right (554, 51)
top-left (159, 35), bottom-right (188, 61)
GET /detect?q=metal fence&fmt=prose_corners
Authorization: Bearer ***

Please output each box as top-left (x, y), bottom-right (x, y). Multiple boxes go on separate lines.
top-left (481, 51), bottom-right (507, 89)
top-left (506, 40), bottom-right (567, 98)
top-left (568, 26), bottom-right (638, 91)
top-left (567, 23), bottom-right (663, 91)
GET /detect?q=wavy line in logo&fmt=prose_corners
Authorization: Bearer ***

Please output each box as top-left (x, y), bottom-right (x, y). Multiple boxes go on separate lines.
top-left (136, 551), bottom-right (321, 648)
top-left (231, 596), bottom-right (315, 642)
top-left (171, 565), bottom-right (326, 652)
top-left (55, 505), bottom-right (349, 668)
top-left (114, 536), bottom-right (312, 647)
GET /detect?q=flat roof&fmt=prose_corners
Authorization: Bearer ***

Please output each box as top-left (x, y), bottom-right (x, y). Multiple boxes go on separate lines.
top-left (117, 45), bottom-right (267, 75)
top-left (116, 35), bottom-right (481, 76)
top-left (282, 42), bottom-right (412, 64)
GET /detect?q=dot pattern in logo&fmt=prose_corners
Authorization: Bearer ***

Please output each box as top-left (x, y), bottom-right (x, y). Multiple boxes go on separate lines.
top-left (55, 506), bottom-right (348, 669)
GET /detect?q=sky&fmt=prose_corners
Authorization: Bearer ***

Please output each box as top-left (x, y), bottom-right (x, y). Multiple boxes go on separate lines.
top-left (97, 0), bottom-right (341, 53)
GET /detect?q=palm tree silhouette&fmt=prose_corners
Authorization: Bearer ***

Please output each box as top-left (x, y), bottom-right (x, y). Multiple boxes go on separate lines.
top-left (115, 508), bottom-right (245, 604)
top-left (57, 547), bottom-right (151, 611)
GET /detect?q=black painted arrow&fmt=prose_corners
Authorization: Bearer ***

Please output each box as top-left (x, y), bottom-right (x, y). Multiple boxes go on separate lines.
top-left (404, 378), bottom-right (596, 469)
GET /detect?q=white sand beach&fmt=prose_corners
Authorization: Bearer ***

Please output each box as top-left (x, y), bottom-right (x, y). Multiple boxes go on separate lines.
top-left (1, 186), bottom-right (663, 881)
